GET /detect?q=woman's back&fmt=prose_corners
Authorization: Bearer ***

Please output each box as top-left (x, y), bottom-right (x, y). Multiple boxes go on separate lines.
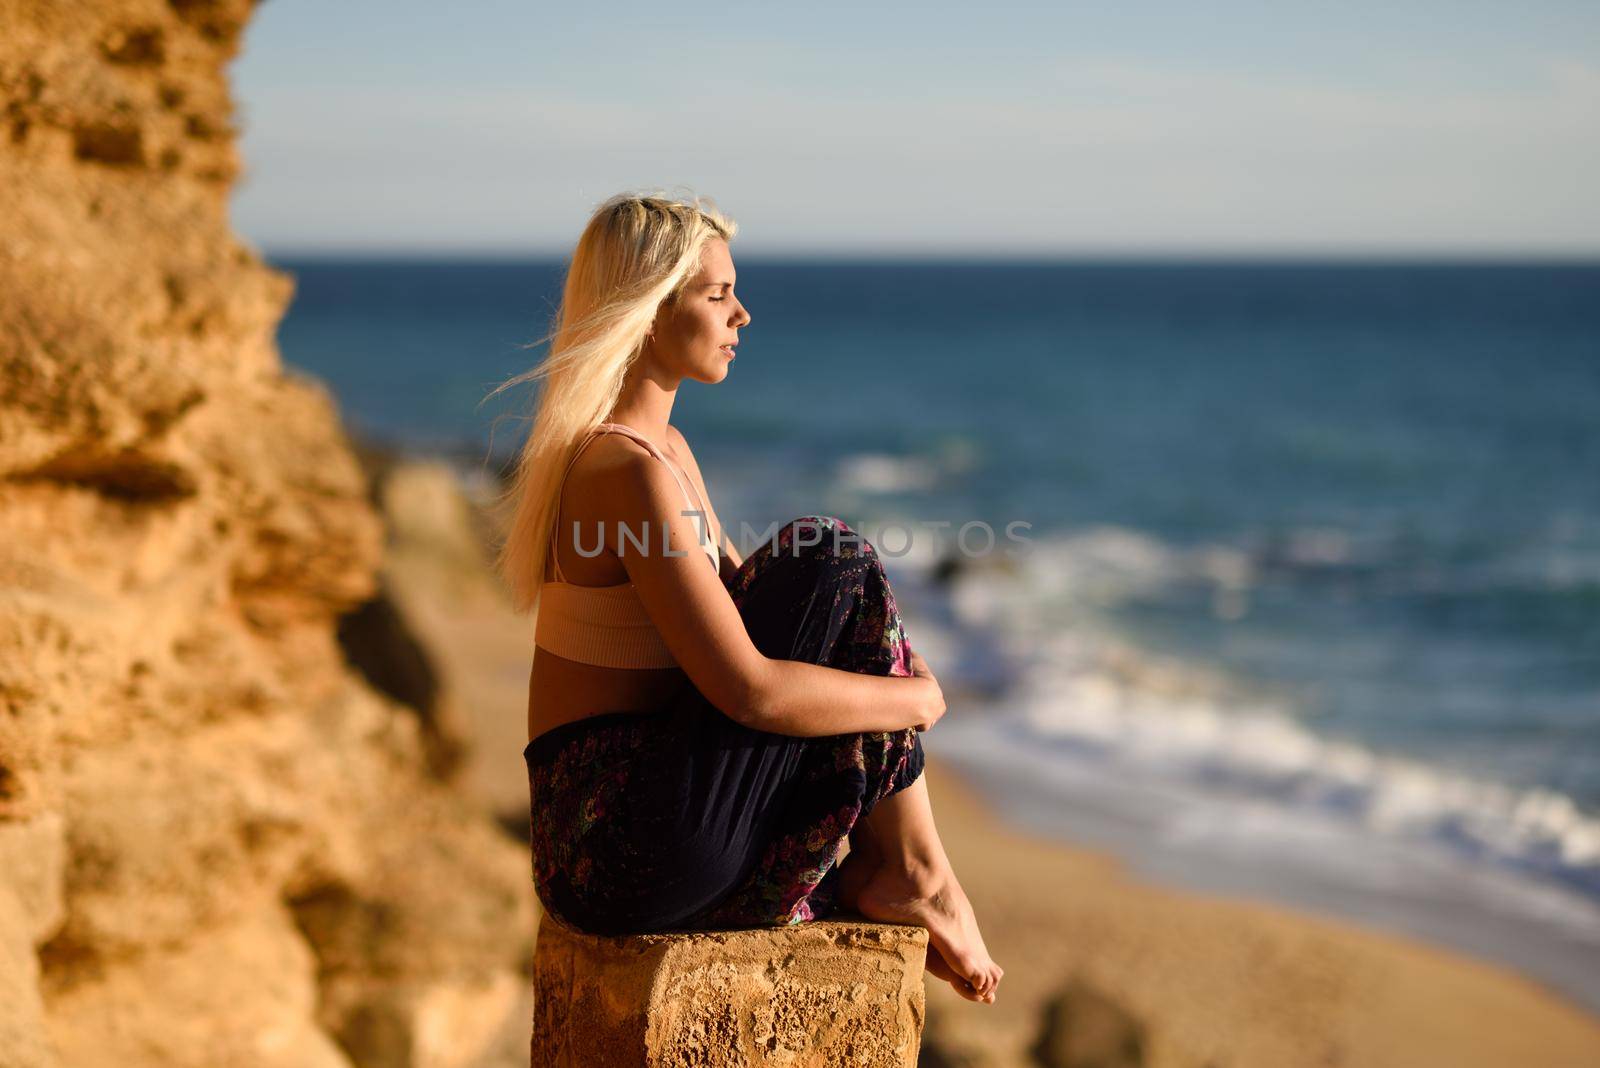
top-left (526, 426), bottom-right (718, 738)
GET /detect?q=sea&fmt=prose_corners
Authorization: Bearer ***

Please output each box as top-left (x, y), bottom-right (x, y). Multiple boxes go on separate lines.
top-left (272, 257), bottom-right (1600, 1009)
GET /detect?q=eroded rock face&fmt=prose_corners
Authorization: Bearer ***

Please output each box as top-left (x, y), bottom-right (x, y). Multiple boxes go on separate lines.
top-left (0, 3), bottom-right (534, 1065)
top-left (531, 918), bottom-right (929, 1067)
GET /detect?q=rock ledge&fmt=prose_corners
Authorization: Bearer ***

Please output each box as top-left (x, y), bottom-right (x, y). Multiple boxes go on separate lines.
top-left (532, 918), bottom-right (928, 1067)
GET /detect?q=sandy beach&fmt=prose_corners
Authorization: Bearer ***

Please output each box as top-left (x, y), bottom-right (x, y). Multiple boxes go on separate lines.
top-left (386, 456), bottom-right (1600, 1068)
top-left (917, 752), bottom-right (1600, 1066)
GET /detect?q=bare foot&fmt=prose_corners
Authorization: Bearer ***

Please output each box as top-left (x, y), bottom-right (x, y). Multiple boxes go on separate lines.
top-left (922, 949), bottom-right (976, 995)
top-left (854, 860), bottom-right (1003, 1003)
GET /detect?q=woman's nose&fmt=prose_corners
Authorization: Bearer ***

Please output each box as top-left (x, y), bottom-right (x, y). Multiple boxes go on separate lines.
top-left (733, 300), bottom-right (751, 327)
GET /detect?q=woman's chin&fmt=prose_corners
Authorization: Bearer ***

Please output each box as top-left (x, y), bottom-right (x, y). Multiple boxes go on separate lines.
top-left (694, 361), bottom-right (733, 384)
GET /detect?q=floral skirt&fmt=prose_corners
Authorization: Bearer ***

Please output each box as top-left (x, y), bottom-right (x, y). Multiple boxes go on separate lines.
top-left (525, 515), bottom-right (925, 935)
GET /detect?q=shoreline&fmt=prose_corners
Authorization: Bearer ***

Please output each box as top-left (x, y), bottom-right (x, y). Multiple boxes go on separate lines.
top-left (931, 722), bottom-right (1600, 1019)
top-left (917, 750), bottom-right (1600, 1066)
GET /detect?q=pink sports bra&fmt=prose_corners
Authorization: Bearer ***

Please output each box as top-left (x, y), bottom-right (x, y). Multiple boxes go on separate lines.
top-left (533, 422), bottom-right (720, 669)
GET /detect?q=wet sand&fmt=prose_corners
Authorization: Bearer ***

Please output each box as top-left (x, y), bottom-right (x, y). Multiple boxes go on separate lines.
top-left (915, 752), bottom-right (1600, 1067)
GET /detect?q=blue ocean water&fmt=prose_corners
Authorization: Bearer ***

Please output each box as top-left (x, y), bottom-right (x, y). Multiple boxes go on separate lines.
top-left (274, 257), bottom-right (1600, 1000)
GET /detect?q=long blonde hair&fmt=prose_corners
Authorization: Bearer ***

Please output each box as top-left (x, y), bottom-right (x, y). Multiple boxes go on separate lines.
top-left (486, 191), bottom-right (738, 615)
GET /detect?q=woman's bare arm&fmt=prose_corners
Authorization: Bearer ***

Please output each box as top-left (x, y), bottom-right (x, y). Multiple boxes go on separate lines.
top-left (595, 442), bottom-right (942, 738)
top-left (717, 519), bottom-right (745, 581)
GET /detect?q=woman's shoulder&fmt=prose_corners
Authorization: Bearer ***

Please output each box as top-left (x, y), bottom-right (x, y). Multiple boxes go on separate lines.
top-left (573, 427), bottom-right (656, 476)
top-left (566, 429), bottom-right (685, 512)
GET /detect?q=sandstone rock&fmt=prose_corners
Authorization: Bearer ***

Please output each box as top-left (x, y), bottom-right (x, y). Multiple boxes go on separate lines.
top-left (532, 917), bottom-right (929, 1067)
top-left (0, 858), bottom-right (55, 1068)
top-left (44, 907), bottom-right (353, 1068)
top-left (378, 459), bottom-right (504, 606)
top-left (1028, 977), bottom-right (1147, 1068)
top-left (337, 578), bottom-right (465, 779)
top-left (331, 453), bottom-right (515, 782)
top-left (0, 1), bottom-right (536, 1063)
top-left (371, 458), bottom-right (539, 821)
top-left (0, 813), bottom-right (66, 944)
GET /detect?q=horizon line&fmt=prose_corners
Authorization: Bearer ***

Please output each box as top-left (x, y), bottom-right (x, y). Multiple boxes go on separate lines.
top-left (255, 245), bottom-right (1600, 266)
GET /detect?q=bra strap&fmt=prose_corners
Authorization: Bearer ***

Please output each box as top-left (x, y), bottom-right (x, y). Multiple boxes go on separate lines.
top-left (548, 422), bottom-right (715, 583)
top-left (548, 428), bottom-right (607, 583)
top-left (596, 423), bottom-right (707, 523)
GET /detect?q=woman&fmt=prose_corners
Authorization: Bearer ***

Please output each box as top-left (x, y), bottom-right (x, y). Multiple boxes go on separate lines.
top-left (492, 192), bottom-right (1002, 1004)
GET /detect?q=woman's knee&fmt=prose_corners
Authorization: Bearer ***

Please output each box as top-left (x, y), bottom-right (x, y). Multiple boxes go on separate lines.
top-left (732, 515), bottom-right (898, 629)
top-left (772, 515), bottom-right (880, 565)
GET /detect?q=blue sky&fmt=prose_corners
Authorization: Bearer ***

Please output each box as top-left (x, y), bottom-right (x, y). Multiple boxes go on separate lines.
top-left (231, 1), bottom-right (1600, 256)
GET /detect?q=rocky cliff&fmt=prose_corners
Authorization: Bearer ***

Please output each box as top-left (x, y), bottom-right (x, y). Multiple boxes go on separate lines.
top-left (0, 2), bottom-right (535, 1065)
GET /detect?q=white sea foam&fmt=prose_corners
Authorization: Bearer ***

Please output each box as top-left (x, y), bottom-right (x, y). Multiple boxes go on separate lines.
top-left (833, 453), bottom-right (940, 494)
top-left (884, 523), bottom-right (1600, 901)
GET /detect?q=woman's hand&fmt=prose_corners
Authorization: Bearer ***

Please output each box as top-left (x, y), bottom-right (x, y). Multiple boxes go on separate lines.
top-left (908, 649), bottom-right (946, 732)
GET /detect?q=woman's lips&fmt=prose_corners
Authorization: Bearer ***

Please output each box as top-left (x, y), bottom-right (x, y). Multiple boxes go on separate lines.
top-left (719, 345), bottom-right (736, 358)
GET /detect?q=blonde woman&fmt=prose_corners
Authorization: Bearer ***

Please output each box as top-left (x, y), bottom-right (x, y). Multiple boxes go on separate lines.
top-left (492, 193), bottom-right (1002, 1003)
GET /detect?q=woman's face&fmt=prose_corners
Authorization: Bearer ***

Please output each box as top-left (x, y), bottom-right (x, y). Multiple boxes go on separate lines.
top-left (646, 238), bottom-right (750, 384)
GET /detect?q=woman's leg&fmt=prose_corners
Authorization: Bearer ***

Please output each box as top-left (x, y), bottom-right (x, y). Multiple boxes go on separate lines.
top-left (676, 515), bottom-right (923, 928)
top-left (698, 516), bottom-right (1002, 1001)
top-left (843, 771), bottom-right (1003, 1003)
